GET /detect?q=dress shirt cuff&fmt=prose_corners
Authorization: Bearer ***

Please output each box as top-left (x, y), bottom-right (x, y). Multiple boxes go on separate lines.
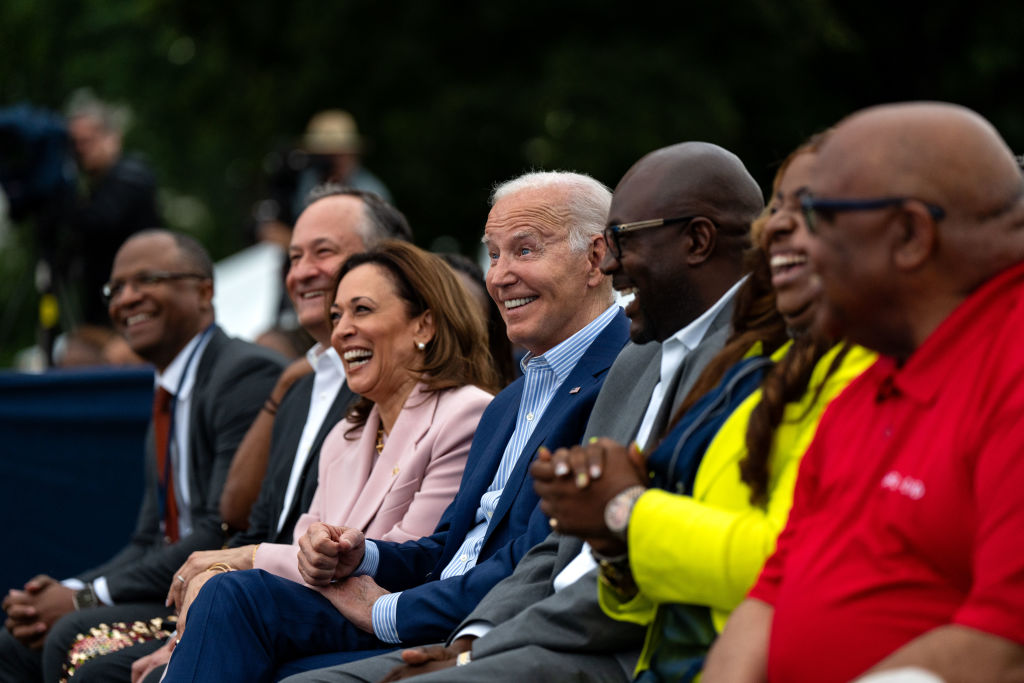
top-left (371, 591), bottom-right (403, 644)
top-left (69, 577), bottom-right (113, 602)
top-left (354, 541), bottom-right (379, 577)
top-left (451, 621), bottom-right (493, 643)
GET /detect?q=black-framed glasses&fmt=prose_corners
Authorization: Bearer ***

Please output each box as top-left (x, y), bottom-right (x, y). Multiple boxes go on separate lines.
top-left (102, 271), bottom-right (208, 303)
top-left (800, 195), bottom-right (945, 234)
top-left (603, 215), bottom-right (700, 258)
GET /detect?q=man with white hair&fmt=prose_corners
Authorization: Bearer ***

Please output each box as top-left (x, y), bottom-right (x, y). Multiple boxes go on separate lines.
top-left (159, 171), bottom-right (630, 681)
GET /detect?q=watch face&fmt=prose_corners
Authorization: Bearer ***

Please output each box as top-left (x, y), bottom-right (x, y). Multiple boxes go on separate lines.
top-left (604, 486), bottom-right (645, 539)
top-left (605, 495), bottom-right (631, 536)
top-left (74, 587), bottom-right (98, 610)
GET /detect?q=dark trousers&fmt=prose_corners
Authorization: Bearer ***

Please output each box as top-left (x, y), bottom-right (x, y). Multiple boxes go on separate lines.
top-left (162, 570), bottom-right (387, 683)
top-left (0, 602), bottom-right (167, 683)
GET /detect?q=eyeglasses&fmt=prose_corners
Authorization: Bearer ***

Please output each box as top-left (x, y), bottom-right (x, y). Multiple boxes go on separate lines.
top-left (800, 195), bottom-right (946, 234)
top-left (102, 271), bottom-right (208, 303)
top-left (603, 215), bottom-right (700, 259)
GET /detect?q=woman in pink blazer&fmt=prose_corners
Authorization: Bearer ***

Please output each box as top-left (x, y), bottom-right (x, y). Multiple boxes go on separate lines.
top-left (169, 241), bottom-right (499, 627)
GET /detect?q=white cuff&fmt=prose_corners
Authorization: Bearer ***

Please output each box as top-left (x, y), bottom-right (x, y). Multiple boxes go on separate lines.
top-left (451, 621), bottom-right (493, 643)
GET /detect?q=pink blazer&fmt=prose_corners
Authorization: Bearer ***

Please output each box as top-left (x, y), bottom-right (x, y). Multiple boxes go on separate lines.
top-left (254, 382), bottom-right (492, 583)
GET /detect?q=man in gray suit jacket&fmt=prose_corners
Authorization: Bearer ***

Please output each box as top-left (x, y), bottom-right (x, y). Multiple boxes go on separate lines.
top-left (287, 142), bottom-right (764, 682)
top-left (0, 230), bottom-right (286, 683)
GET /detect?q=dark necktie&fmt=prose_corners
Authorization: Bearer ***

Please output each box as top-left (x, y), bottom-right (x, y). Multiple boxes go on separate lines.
top-left (152, 387), bottom-right (179, 543)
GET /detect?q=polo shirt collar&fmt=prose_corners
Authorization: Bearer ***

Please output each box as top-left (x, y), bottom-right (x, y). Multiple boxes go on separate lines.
top-left (886, 261), bottom-right (1024, 405)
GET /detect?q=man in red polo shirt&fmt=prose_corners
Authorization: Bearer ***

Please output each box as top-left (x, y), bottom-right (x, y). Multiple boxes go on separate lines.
top-left (703, 102), bottom-right (1024, 683)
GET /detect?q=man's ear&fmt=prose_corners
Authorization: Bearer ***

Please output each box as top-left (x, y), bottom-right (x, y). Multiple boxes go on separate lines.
top-left (585, 233), bottom-right (608, 287)
top-left (198, 278), bottom-right (215, 313)
top-left (686, 218), bottom-right (717, 266)
top-left (892, 201), bottom-right (937, 271)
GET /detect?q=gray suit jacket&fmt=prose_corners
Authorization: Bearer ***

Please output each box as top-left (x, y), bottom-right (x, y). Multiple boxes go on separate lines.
top-left (458, 297), bottom-right (736, 669)
top-left (77, 327), bottom-right (285, 602)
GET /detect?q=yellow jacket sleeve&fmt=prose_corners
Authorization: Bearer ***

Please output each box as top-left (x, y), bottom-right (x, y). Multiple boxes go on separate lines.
top-left (600, 344), bottom-right (876, 632)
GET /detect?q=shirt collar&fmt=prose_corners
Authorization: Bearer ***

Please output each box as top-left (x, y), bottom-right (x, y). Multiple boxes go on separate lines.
top-left (519, 303), bottom-right (620, 384)
top-left (307, 343), bottom-right (346, 379)
top-left (886, 261), bottom-right (1024, 404)
top-left (666, 275), bottom-right (746, 354)
top-left (155, 329), bottom-right (213, 400)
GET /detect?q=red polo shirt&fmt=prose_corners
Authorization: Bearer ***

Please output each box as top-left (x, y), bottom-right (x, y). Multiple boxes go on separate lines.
top-left (750, 261), bottom-right (1024, 683)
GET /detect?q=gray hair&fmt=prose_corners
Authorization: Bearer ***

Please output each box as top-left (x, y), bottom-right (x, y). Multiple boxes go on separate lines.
top-left (304, 183), bottom-right (413, 247)
top-left (65, 88), bottom-right (131, 136)
top-left (490, 171), bottom-right (611, 253)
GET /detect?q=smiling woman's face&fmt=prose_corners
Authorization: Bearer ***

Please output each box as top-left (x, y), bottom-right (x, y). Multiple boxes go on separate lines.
top-left (760, 153), bottom-right (823, 333)
top-left (329, 263), bottom-right (427, 404)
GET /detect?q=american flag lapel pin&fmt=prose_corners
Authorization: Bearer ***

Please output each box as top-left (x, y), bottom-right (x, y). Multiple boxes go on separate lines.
top-left (569, 386), bottom-right (581, 394)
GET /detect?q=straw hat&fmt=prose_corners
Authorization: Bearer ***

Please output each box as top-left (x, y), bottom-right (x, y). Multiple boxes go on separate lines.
top-left (302, 109), bottom-right (363, 154)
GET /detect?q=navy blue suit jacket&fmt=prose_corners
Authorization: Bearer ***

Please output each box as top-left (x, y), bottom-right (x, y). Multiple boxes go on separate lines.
top-left (371, 311), bottom-right (629, 644)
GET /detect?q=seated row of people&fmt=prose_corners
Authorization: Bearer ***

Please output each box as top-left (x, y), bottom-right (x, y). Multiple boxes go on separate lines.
top-left (4, 99), bottom-right (1023, 683)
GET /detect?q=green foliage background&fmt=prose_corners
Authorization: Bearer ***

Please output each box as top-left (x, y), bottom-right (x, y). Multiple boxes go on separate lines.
top-left (2, 0), bottom-right (1022, 364)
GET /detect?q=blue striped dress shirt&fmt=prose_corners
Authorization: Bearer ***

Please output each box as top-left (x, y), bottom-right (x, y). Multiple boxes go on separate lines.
top-left (366, 303), bottom-right (621, 643)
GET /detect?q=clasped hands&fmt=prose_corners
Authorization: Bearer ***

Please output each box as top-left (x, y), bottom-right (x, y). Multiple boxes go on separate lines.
top-left (2, 575), bottom-right (74, 648)
top-left (299, 523), bottom-right (387, 634)
top-left (378, 439), bottom-right (648, 681)
top-left (530, 437), bottom-right (647, 556)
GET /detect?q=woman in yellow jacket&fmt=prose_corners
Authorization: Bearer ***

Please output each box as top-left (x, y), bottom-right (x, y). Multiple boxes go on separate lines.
top-left (536, 140), bottom-right (876, 681)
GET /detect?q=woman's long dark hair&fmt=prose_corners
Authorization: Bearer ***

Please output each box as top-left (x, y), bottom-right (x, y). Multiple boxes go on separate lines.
top-left (669, 132), bottom-right (849, 504)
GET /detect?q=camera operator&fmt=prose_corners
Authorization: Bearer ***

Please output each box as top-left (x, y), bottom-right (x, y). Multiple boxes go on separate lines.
top-left (65, 90), bottom-right (160, 327)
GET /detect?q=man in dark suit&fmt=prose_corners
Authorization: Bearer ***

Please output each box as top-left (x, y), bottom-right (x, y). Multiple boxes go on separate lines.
top-left (64, 187), bottom-right (412, 683)
top-left (0, 230), bottom-right (285, 683)
top-left (302, 142), bottom-right (764, 682)
top-left (158, 171), bottom-right (631, 682)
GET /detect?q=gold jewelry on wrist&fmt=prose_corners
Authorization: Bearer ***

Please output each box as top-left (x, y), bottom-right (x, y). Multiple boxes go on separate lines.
top-left (592, 547), bottom-right (638, 597)
top-left (456, 650), bottom-right (472, 666)
top-left (252, 543), bottom-right (260, 569)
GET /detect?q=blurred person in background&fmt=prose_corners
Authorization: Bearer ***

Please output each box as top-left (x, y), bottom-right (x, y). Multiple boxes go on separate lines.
top-left (64, 89), bottom-right (160, 328)
top-left (255, 110), bottom-right (391, 249)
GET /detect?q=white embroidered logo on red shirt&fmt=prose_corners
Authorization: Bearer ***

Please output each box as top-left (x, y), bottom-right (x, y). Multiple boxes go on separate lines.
top-left (880, 470), bottom-right (926, 500)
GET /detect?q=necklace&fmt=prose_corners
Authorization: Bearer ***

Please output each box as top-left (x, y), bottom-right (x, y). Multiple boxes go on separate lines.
top-left (375, 427), bottom-right (385, 455)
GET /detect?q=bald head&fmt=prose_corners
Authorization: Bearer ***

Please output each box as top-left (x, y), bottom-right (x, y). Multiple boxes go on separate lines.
top-left (616, 141), bottom-right (764, 239)
top-left (604, 141), bottom-right (762, 342)
top-left (808, 102), bottom-right (1024, 359)
top-left (817, 102), bottom-right (1023, 224)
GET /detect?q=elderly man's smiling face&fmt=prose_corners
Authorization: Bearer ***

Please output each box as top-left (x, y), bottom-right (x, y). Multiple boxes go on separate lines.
top-left (483, 186), bottom-right (602, 356)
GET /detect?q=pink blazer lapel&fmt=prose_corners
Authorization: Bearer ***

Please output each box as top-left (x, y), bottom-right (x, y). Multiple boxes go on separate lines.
top-left (342, 383), bottom-right (437, 533)
top-left (322, 409), bottom-right (380, 528)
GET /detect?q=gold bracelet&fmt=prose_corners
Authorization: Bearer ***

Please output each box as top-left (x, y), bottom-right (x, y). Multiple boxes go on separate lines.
top-left (252, 543), bottom-right (260, 569)
top-left (206, 562), bottom-right (235, 573)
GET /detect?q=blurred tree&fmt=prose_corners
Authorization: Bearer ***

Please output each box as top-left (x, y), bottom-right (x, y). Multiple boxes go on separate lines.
top-left (1, 0), bottom-right (1022, 365)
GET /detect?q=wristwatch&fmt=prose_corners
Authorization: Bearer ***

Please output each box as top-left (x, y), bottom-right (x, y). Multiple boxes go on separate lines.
top-left (72, 583), bottom-right (100, 611)
top-left (604, 485), bottom-right (646, 542)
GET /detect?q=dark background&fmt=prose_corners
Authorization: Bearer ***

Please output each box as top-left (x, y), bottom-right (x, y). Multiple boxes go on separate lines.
top-left (2, 0), bottom-right (1022, 363)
